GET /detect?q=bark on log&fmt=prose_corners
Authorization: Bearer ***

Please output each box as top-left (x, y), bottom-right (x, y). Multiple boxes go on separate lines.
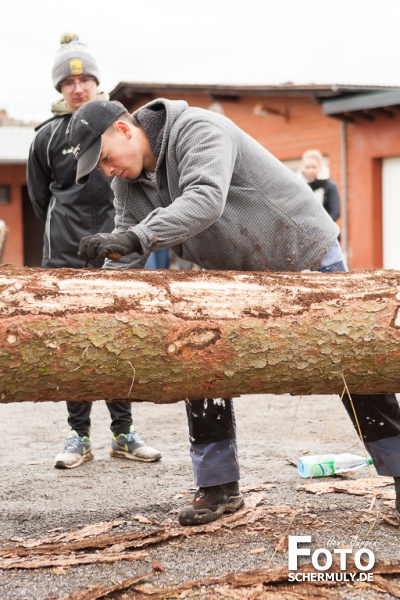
top-left (1, 265), bottom-right (400, 403)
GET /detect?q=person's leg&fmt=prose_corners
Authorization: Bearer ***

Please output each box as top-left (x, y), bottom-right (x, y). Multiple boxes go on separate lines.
top-left (54, 401), bottom-right (94, 469)
top-left (154, 248), bottom-right (170, 269)
top-left (178, 398), bottom-right (243, 526)
top-left (106, 401), bottom-right (133, 436)
top-left (145, 249), bottom-right (170, 269)
top-left (342, 393), bottom-right (400, 521)
top-left (318, 243), bottom-right (400, 520)
top-left (66, 400), bottom-right (92, 436)
top-left (145, 253), bottom-right (157, 269)
top-left (186, 398), bottom-right (240, 486)
top-left (107, 401), bottom-right (161, 462)
top-left (342, 393), bottom-right (400, 476)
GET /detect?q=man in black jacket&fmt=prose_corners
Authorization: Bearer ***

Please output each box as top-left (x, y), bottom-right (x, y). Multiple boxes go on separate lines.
top-left (27, 33), bottom-right (161, 469)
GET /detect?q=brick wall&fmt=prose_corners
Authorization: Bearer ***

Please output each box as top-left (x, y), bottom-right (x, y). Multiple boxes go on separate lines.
top-left (6, 92), bottom-right (397, 270)
top-left (0, 164), bottom-right (25, 265)
top-left (346, 114), bottom-right (400, 268)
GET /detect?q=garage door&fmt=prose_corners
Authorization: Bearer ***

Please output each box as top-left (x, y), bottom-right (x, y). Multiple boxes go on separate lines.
top-left (382, 157), bottom-right (400, 269)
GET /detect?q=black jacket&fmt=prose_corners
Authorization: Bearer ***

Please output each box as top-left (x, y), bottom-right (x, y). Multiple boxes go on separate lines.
top-left (308, 178), bottom-right (341, 223)
top-left (27, 114), bottom-right (115, 268)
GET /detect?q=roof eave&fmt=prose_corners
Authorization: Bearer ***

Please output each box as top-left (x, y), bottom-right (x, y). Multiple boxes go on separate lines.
top-left (110, 82), bottom-right (399, 106)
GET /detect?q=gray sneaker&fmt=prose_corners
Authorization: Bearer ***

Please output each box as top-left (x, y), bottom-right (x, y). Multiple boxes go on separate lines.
top-left (110, 429), bottom-right (161, 462)
top-left (54, 430), bottom-right (94, 469)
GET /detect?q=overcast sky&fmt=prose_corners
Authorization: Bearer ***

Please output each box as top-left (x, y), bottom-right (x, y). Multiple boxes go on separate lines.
top-left (2, 0), bottom-right (399, 123)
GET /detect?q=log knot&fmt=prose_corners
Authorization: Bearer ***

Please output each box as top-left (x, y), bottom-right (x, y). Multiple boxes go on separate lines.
top-left (166, 328), bottom-right (220, 357)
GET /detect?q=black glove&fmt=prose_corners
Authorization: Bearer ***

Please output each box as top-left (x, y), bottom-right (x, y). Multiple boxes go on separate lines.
top-left (78, 231), bottom-right (142, 260)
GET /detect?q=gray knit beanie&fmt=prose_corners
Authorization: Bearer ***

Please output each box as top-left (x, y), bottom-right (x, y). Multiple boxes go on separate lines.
top-left (52, 32), bottom-right (100, 92)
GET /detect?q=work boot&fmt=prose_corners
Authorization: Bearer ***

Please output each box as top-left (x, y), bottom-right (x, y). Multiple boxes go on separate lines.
top-left (178, 482), bottom-right (244, 526)
top-left (394, 477), bottom-right (400, 523)
top-left (110, 428), bottom-right (161, 462)
top-left (54, 430), bottom-right (94, 469)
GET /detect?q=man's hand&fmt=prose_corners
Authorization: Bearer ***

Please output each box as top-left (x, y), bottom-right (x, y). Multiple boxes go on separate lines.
top-left (78, 231), bottom-right (142, 260)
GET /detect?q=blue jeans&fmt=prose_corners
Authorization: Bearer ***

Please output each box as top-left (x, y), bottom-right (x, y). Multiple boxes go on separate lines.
top-left (318, 261), bottom-right (348, 273)
top-left (145, 248), bottom-right (170, 269)
top-left (318, 239), bottom-right (348, 273)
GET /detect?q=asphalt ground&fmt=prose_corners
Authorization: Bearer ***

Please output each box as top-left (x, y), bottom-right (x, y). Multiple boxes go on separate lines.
top-left (1, 394), bottom-right (399, 599)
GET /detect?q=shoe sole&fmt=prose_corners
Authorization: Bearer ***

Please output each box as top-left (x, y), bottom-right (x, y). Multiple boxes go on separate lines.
top-left (54, 452), bottom-right (94, 469)
top-left (109, 449), bottom-right (161, 462)
top-left (178, 495), bottom-right (244, 526)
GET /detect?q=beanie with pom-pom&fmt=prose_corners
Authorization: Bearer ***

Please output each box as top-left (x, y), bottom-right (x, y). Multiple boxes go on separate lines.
top-left (52, 32), bottom-right (100, 92)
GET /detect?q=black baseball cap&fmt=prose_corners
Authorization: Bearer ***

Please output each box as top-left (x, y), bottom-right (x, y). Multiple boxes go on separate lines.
top-left (66, 100), bottom-right (127, 184)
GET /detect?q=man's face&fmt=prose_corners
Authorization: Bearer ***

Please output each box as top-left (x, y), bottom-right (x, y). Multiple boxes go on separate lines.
top-left (97, 122), bottom-right (149, 180)
top-left (60, 75), bottom-right (97, 112)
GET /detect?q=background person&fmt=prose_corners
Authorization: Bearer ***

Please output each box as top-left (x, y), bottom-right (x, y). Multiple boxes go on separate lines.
top-left (27, 33), bottom-right (161, 469)
top-left (67, 99), bottom-right (400, 527)
top-left (298, 148), bottom-right (341, 224)
top-left (0, 219), bottom-right (8, 262)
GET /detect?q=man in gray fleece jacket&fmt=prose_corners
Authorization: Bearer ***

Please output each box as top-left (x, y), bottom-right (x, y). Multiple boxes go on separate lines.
top-left (68, 98), bottom-right (400, 527)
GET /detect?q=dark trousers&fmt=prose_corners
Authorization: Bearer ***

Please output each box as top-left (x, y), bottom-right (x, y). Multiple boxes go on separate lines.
top-left (186, 397), bottom-right (236, 443)
top-left (186, 398), bottom-right (240, 487)
top-left (186, 393), bottom-right (400, 486)
top-left (66, 400), bottom-right (132, 437)
top-left (342, 393), bottom-right (400, 476)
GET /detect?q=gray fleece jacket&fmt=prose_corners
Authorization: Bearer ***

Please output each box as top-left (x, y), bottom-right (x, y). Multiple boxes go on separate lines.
top-left (105, 98), bottom-right (339, 272)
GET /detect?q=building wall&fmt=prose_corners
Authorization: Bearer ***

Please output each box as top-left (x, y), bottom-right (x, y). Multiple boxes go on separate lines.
top-left (129, 91), bottom-right (343, 169)
top-left (5, 93), bottom-right (397, 270)
top-left (345, 114), bottom-right (400, 269)
top-left (0, 164), bottom-right (26, 265)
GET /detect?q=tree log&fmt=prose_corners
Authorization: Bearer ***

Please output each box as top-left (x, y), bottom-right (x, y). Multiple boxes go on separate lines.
top-left (1, 265), bottom-right (400, 403)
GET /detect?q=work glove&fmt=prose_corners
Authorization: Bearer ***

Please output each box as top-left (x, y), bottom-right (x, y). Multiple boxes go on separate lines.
top-left (78, 231), bottom-right (142, 261)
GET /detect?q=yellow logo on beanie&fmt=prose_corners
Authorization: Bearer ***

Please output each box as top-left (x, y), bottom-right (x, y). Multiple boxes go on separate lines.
top-left (69, 59), bottom-right (83, 75)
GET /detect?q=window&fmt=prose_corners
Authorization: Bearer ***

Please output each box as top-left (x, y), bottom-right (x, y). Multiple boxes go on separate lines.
top-left (0, 185), bottom-right (11, 204)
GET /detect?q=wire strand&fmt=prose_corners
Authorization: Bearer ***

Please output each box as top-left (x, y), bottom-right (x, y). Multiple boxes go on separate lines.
top-left (341, 372), bottom-right (381, 534)
top-left (266, 378), bottom-right (380, 567)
